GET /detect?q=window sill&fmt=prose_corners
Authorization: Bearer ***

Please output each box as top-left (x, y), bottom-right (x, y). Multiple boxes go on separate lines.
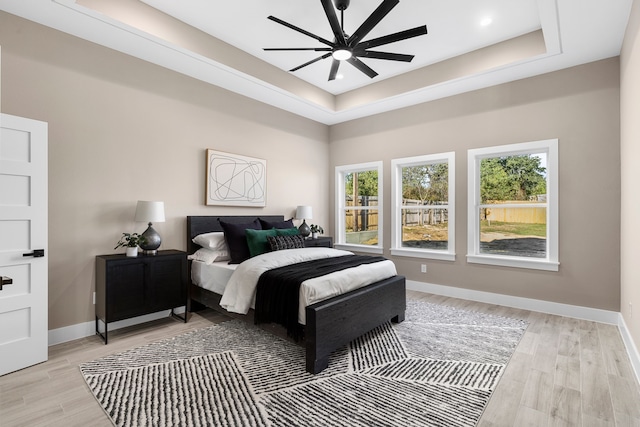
top-left (391, 248), bottom-right (455, 261)
top-left (466, 254), bottom-right (559, 271)
top-left (334, 244), bottom-right (383, 255)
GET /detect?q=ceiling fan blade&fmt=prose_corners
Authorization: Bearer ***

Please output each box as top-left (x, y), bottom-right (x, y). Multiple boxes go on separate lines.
top-left (268, 16), bottom-right (336, 48)
top-left (289, 52), bottom-right (333, 72)
top-left (264, 48), bottom-right (333, 52)
top-left (347, 0), bottom-right (399, 47)
top-left (357, 25), bottom-right (428, 50)
top-left (355, 50), bottom-right (414, 62)
top-left (346, 57), bottom-right (378, 79)
top-left (321, 0), bottom-right (347, 45)
top-left (328, 59), bottom-right (341, 81)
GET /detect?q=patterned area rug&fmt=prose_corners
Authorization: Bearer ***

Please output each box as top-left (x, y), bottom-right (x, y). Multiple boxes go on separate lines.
top-left (80, 301), bottom-right (528, 427)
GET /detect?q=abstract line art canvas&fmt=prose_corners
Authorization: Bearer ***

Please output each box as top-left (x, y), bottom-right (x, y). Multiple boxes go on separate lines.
top-left (206, 149), bottom-right (266, 207)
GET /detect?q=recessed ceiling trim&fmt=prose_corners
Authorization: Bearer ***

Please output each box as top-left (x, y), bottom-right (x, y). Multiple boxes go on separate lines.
top-left (0, 0), bottom-right (632, 125)
top-left (46, 0), bottom-right (340, 123)
top-left (537, 0), bottom-right (562, 55)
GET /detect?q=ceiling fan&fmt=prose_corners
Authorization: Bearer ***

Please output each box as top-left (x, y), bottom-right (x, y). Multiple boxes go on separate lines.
top-left (264, 0), bottom-right (428, 81)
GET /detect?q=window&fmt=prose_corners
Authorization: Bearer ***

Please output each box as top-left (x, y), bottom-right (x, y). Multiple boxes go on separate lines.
top-left (391, 152), bottom-right (455, 261)
top-left (467, 139), bottom-right (558, 271)
top-left (335, 162), bottom-right (383, 254)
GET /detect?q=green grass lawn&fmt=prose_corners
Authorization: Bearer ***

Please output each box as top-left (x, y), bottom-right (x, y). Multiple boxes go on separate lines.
top-left (480, 220), bottom-right (546, 237)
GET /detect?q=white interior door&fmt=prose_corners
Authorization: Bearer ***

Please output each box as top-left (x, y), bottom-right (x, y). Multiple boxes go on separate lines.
top-left (0, 113), bottom-right (48, 376)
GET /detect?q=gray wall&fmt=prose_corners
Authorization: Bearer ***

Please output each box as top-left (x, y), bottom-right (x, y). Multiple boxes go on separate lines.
top-left (0, 12), bottom-right (330, 330)
top-left (330, 58), bottom-right (621, 312)
top-left (0, 10), bottom-right (624, 333)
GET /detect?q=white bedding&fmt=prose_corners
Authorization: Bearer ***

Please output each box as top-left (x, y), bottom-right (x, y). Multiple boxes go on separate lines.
top-left (192, 247), bottom-right (397, 324)
top-left (218, 247), bottom-right (397, 324)
top-left (191, 260), bottom-right (237, 295)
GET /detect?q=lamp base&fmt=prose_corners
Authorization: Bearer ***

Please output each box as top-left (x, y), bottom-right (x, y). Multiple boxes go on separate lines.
top-left (139, 222), bottom-right (161, 254)
top-left (298, 219), bottom-right (310, 238)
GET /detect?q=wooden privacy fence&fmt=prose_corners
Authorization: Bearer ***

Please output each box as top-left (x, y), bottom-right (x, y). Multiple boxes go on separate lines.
top-left (346, 198), bottom-right (450, 230)
top-left (482, 200), bottom-right (546, 224)
top-left (483, 206), bottom-right (546, 224)
top-left (402, 209), bottom-right (448, 226)
top-left (346, 196), bottom-right (378, 231)
top-left (402, 199), bottom-right (448, 226)
top-left (345, 198), bottom-right (545, 229)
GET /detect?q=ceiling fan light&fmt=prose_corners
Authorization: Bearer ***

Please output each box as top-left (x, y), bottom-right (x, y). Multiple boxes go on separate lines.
top-left (332, 49), bottom-right (352, 61)
top-left (480, 17), bottom-right (493, 27)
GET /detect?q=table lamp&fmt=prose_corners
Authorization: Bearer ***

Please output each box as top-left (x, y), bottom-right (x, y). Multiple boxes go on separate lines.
top-left (296, 205), bottom-right (312, 238)
top-left (135, 201), bottom-right (165, 255)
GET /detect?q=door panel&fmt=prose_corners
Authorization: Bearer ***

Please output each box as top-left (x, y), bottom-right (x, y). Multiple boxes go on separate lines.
top-left (0, 174), bottom-right (30, 205)
top-left (0, 308), bottom-right (30, 345)
top-left (0, 220), bottom-right (30, 251)
top-left (150, 258), bottom-right (184, 309)
top-left (0, 114), bottom-right (48, 376)
top-left (107, 263), bottom-right (147, 321)
top-left (0, 264), bottom-right (30, 296)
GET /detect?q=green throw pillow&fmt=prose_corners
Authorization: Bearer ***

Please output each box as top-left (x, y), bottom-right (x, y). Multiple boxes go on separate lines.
top-left (245, 228), bottom-right (278, 257)
top-left (275, 227), bottom-right (300, 236)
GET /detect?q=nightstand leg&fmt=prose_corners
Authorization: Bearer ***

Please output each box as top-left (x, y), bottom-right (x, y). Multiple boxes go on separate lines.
top-left (171, 308), bottom-right (188, 323)
top-left (95, 316), bottom-right (108, 344)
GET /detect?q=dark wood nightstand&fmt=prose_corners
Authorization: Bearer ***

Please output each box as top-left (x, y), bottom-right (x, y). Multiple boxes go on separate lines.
top-left (304, 236), bottom-right (333, 248)
top-left (95, 249), bottom-right (188, 344)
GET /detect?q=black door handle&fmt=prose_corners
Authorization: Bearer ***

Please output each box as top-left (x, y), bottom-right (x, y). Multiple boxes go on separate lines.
top-left (0, 276), bottom-right (12, 291)
top-left (23, 249), bottom-right (45, 258)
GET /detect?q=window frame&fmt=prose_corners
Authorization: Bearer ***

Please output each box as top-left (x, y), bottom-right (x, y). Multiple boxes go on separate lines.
top-left (467, 139), bottom-right (559, 271)
top-left (335, 161), bottom-right (383, 254)
top-left (391, 152), bottom-right (456, 261)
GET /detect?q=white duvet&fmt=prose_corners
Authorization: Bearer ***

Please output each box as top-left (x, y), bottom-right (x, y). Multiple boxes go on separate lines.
top-left (219, 247), bottom-right (397, 324)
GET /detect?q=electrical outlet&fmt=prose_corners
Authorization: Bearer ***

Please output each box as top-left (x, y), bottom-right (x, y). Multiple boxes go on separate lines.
top-left (93, 292), bottom-right (96, 305)
top-left (421, 264), bottom-right (427, 273)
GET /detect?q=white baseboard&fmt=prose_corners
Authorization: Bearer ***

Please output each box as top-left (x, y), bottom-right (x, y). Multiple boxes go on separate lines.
top-left (618, 314), bottom-right (640, 386)
top-left (48, 306), bottom-right (186, 346)
top-left (406, 280), bottom-right (619, 323)
top-left (407, 280), bottom-right (640, 385)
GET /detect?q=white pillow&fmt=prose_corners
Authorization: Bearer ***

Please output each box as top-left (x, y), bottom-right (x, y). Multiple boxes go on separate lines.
top-left (187, 248), bottom-right (230, 264)
top-left (192, 232), bottom-right (227, 251)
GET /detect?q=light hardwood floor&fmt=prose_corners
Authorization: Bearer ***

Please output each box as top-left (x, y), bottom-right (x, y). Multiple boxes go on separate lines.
top-left (1, 291), bottom-right (639, 426)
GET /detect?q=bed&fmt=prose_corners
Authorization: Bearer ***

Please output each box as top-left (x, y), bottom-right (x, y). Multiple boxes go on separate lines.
top-left (186, 215), bottom-right (406, 374)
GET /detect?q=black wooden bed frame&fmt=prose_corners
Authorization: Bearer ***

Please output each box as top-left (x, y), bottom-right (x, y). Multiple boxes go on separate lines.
top-left (186, 215), bottom-right (406, 374)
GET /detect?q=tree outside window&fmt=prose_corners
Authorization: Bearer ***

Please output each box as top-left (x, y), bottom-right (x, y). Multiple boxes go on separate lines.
top-left (468, 139), bottom-right (558, 271)
top-left (336, 162), bottom-right (383, 253)
top-left (479, 154), bottom-right (547, 258)
top-left (345, 170), bottom-right (379, 243)
top-left (391, 152), bottom-right (455, 261)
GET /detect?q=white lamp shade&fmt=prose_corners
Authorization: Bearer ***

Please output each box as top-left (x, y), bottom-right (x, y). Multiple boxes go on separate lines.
top-left (295, 205), bottom-right (312, 220)
top-left (135, 201), bottom-right (165, 223)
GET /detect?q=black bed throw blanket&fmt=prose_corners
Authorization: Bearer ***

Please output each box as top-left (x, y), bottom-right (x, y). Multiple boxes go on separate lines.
top-left (254, 255), bottom-right (387, 341)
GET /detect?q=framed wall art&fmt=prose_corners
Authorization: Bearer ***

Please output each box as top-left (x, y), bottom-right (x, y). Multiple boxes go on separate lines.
top-left (205, 149), bottom-right (266, 207)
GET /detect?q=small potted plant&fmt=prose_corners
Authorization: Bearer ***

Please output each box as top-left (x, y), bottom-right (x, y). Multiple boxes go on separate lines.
top-left (310, 224), bottom-right (324, 239)
top-left (114, 232), bottom-right (146, 257)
